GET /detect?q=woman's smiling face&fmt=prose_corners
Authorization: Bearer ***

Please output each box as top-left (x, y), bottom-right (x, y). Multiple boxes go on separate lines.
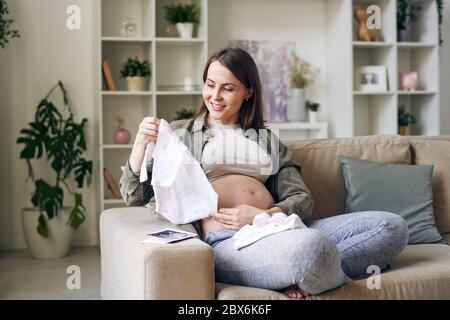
top-left (203, 61), bottom-right (253, 125)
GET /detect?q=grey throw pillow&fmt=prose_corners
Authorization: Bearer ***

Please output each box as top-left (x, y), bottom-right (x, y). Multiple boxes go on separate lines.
top-left (340, 156), bottom-right (443, 245)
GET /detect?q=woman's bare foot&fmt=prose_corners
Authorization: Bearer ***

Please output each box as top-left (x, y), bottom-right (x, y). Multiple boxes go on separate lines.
top-left (282, 284), bottom-right (310, 298)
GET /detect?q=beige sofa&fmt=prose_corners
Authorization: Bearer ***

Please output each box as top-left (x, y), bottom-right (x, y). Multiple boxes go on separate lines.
top-left (100, 135), bottom-right (450, 300)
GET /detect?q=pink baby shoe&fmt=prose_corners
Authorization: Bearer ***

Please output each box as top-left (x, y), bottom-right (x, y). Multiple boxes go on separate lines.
top-left (253, 212), bottom-right (271, 229)
top-left (270, 212), bottom-right (287, 225)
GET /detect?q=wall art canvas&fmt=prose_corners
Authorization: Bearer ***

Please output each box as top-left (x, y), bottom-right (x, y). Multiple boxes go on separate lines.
top-left (229, 40), bottom-right (295, 122)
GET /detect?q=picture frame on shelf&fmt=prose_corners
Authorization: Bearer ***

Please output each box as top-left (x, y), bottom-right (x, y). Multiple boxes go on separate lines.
top-left (357, 66), bottom-right (388, 92)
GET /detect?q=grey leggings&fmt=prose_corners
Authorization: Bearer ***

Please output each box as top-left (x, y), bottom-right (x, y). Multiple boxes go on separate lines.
top-left (203, 211), bottom-right (409, 295)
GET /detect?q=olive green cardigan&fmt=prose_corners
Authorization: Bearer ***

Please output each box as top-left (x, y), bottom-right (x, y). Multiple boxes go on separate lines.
top-left (119, 112), bottom-right (314, 235)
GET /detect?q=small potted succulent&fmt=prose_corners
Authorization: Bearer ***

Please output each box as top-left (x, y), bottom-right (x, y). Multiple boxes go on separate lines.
top-left (120, 56), bottom-right (151, 91)
top-left (163, 2), bottom-right (200, 39)
top-left (287, 53), bottom-right (319, 122)
top-left (306, 100), bottom-right (321, 123)
top-left (398, 105), bottom-right (416, 135)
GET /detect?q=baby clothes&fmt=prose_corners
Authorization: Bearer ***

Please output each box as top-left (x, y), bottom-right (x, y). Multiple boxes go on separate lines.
top-left (141, 119), bottom-right (218, 224)
top-left (232, 212), bottom-right (307, 250)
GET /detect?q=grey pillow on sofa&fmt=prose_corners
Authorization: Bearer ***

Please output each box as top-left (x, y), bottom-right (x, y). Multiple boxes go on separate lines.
top-left (339, 156), bottom-right (443, 245)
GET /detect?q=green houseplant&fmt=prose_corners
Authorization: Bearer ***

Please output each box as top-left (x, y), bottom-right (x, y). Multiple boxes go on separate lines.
top-left (120, 56), bottom-right (151, 92)
top-left (0, 0), bottom-right (20, 48)
top-left (398, 105), bottom-right (416, 135)
top-left (306, 100), bottom-right (321, 123)
top-left (163, 3), bottom-right (200, 38)
top-left (287, 53), bottom-right (319, 122)
top-left (17, 81), bottom-right (92, 258)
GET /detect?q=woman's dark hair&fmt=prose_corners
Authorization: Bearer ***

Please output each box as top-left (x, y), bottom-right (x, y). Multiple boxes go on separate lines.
top-left (194, 47), bottom-right (266, 130)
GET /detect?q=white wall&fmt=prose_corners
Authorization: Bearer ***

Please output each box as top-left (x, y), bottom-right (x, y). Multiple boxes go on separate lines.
top-left (0, 0), bottom-right (99, 249)
top-left (208, 0), bottom-right (329, 124)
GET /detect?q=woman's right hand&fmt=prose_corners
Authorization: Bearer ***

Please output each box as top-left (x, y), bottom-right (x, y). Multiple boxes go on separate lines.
top-left (135, 117), bottom-right (160, 145)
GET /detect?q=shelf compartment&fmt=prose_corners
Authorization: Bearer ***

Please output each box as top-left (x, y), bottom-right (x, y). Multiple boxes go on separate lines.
top-left (155, 0), bottom-right (205, 38)
top-left (397, 46), bottom-right (438, 92)
top-left (156, 95), bottom-right (202, 123)
top-left (101, 0), bottom-right (153, 38)
top-left (398, 95), bottom-right (439, 135)
top-left (353, 45), bottom-right (396, 92)
top-left (103, 149), bottom-right (131, 200)
top-left (102, 95), bottom-right (152, 145)
top-left (155, 42), bottom-right (205, 91)
top-left (352, 0), bottom-right (396, 43)
top-left (353, 94), bottom-right (397, 136)
top-left (102, 42), bottom-right (152, 91)
top-left (398, 0), bottom-right (438, 43)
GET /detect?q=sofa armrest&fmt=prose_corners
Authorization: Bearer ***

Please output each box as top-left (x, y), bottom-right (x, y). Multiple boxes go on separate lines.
top-left (100, 205), bottom-right (215, 300)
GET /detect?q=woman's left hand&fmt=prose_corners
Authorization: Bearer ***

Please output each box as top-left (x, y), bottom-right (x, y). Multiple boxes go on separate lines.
top-left (208, 204), bottom-right (263, 230)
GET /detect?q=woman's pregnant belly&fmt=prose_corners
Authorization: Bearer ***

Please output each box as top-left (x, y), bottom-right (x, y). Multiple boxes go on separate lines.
top-left (201, 175), bottom-right (274, 236)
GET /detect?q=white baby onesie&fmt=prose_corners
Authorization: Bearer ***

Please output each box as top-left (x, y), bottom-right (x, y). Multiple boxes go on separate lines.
top-left (232, 212), bottom-right (307, 250)
top-left (140, 119), bottom-right (218, 225)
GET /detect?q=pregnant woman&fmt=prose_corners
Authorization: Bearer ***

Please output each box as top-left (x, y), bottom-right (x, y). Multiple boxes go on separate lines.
top-left (120, 47), bottom-right (408, 298)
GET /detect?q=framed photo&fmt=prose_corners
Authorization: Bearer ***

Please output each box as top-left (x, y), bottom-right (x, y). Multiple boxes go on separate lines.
top-left (357, 66), bottom-right (388, 92)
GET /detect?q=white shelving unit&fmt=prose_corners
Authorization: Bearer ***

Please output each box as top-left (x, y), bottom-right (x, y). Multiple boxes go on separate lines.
top-left (98, 0), bottom-right (208, 213)
top-left (326, 0), bottom-right (440, 137)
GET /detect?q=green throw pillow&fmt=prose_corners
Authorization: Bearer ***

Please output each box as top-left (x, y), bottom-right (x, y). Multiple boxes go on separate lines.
top-left (339, 156), bottom-right (443, 245)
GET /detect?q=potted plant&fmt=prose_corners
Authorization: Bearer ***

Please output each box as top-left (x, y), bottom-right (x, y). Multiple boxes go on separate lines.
top-left (0, 0), bottom-right (20, 48)
top-left (398, 105), bottom-right (416, 135)
top-left (16, 81), bottom-right (92, 259)
top-left (287, 53), bottom-right (319, 122)
top-left (163, 2), bottom-right (200, 39)
top-left (397, 0), bottom-right (422, 42)
top-left (174, 107), bottom-right (196, 120)
top-left (306, 100), bottom-right (320, 123)
top-left (120, 56), bottom-right (151, 91)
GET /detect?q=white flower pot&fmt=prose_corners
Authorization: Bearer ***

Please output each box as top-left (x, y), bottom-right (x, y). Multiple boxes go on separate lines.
top-left (21, 207), bottom-right (74, 259)
top-left (176, 22), bottom-right (194, 39)
top-left (309, 110), bottom-right (319, 123)
top-left (286, 88), bottom-right (307, 122)
top-left (126, 76), bottom-right (147, 91)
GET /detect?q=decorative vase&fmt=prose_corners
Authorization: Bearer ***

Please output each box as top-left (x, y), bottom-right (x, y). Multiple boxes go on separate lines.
top-left (286, 88), bottom-right (307, 122)
top-left (21, 207), bottom-right (74, 259)
top-left (398, 29), bottom-right (410, 42)
top-left (308, 110), bottom-right (319, 123)
top-left (398, 125), bottom-right (411, 136)
top-left (126, 76), bottom-right (147, 91)
top-left (114, 127), bottom-right (131, 144)
top-left (176, 22), bottom-right (194, 39)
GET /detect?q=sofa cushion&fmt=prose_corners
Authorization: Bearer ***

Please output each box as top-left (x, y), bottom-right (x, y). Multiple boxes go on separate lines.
top-left (285, 135), bottom-right (411, 220)
top-left (408, 137), bottom-right (450, 234)
top-left (215, 244), bottom-right (450, 300)
top-left (339, 156), bottom-right (443, 244)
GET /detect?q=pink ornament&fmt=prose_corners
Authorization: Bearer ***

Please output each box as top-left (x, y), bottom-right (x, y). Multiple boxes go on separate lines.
top-left (114, 128), bottom-right (131, 144)
top-left (400, 72), bottom-right (418, 91)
